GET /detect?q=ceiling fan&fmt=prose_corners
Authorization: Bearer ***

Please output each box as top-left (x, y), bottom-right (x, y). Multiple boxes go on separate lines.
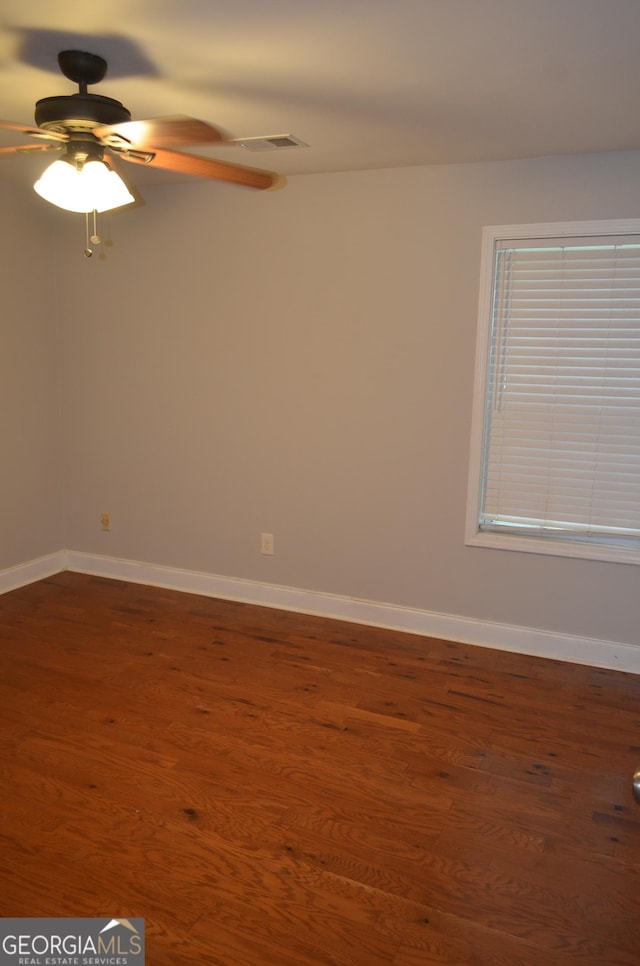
top-left (0, 49), bottom-right (284, 216)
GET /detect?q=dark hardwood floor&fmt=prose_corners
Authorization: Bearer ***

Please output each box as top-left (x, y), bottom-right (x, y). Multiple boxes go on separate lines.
top-left (0, 572), bottom-right (639, 965)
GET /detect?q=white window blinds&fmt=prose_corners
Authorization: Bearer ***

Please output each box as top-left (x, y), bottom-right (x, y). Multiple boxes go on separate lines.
top-left (479, 234), bottom-right (640, 551)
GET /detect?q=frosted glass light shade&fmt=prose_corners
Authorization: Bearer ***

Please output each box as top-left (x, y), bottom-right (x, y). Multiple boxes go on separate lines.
top-left (34, 159), bottom-right (135, 213)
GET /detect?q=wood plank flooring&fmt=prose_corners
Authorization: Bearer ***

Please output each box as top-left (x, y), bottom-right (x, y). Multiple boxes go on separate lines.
top-left (0, 571), bottom-right (639, 965)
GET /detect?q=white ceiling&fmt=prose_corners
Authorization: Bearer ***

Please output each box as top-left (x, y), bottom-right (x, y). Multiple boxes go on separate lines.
top-left (1, 0), bottom-right (640, 188)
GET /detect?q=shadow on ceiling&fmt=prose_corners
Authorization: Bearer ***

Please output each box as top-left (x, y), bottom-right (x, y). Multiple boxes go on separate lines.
top-left (10, 28), bottom-right (159, 80)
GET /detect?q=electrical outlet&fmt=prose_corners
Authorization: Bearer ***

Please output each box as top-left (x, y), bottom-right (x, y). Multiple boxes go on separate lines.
top-left (261, 532), bottom-right (274, 555)
top-left (100, 512), bottom-right (111, 531)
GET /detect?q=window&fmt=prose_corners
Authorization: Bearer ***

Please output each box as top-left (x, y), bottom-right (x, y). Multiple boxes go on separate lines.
top-left (466, 220), bottom-right (640, 565)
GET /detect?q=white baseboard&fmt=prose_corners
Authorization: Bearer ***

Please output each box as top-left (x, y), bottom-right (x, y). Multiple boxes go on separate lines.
top-left (57, 550), bottom-right (640, 675)
top-left (2, 551), bottom-right (638, 674)
top-left (0, 551), bottom-right (67, 595)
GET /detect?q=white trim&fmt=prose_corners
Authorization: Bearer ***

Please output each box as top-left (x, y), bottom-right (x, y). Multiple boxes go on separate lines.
top-left (3, 551), bottom-right (639, 674)
top-left (480, 218), bottom-right (640, 241)
top-left (62, 551), bottom-right (640, 675)
top-left (0, 551), bottom-right (67, 594)
top-left (466, 528), bottom-right (640, 565)
top-left (465, 222), bottom-right (495, 549)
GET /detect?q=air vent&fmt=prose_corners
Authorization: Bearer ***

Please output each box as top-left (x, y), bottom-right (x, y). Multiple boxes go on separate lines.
top-left (231, 134), bottom-right (309, 153)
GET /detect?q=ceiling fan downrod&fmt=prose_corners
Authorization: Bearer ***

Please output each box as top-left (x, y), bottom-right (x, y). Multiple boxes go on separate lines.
top-left (57, 50), bottom-right (108, 93)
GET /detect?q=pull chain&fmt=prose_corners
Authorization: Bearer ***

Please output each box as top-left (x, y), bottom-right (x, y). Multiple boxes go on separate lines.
top-left (84, 211), bottom-right (92, 257)
top-left (83, 210), bottom-right (102, 257)
top-left (91, 209), bottom-right (101, 245)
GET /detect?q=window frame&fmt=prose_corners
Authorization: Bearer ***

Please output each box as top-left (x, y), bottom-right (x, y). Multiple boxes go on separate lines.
top-left (465, 218), bottom-right (640, 566)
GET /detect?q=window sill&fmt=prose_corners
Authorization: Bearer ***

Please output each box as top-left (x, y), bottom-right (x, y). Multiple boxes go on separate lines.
top-left (465, 529), bottom-right (640, 566)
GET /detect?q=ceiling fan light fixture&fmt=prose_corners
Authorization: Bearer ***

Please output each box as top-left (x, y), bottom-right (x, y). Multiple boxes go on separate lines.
top-left (34, 157), bottom-right (135, 213)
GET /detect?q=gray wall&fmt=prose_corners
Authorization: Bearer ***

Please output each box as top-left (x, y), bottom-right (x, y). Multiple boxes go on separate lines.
top-left (0, 187), bottom-right (65, 568)
top-left (7, 149), bottom-right (640, 647)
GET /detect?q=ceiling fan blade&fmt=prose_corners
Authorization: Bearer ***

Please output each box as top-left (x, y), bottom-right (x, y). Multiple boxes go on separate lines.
top-left (118, 145), bottom-right (283, 191)
top-left (0, 143), bottom-right (61, 156)
top-left (0, 120), bottom-right (67, 143)
top-left (94, 116), bottom-right (228, 150)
